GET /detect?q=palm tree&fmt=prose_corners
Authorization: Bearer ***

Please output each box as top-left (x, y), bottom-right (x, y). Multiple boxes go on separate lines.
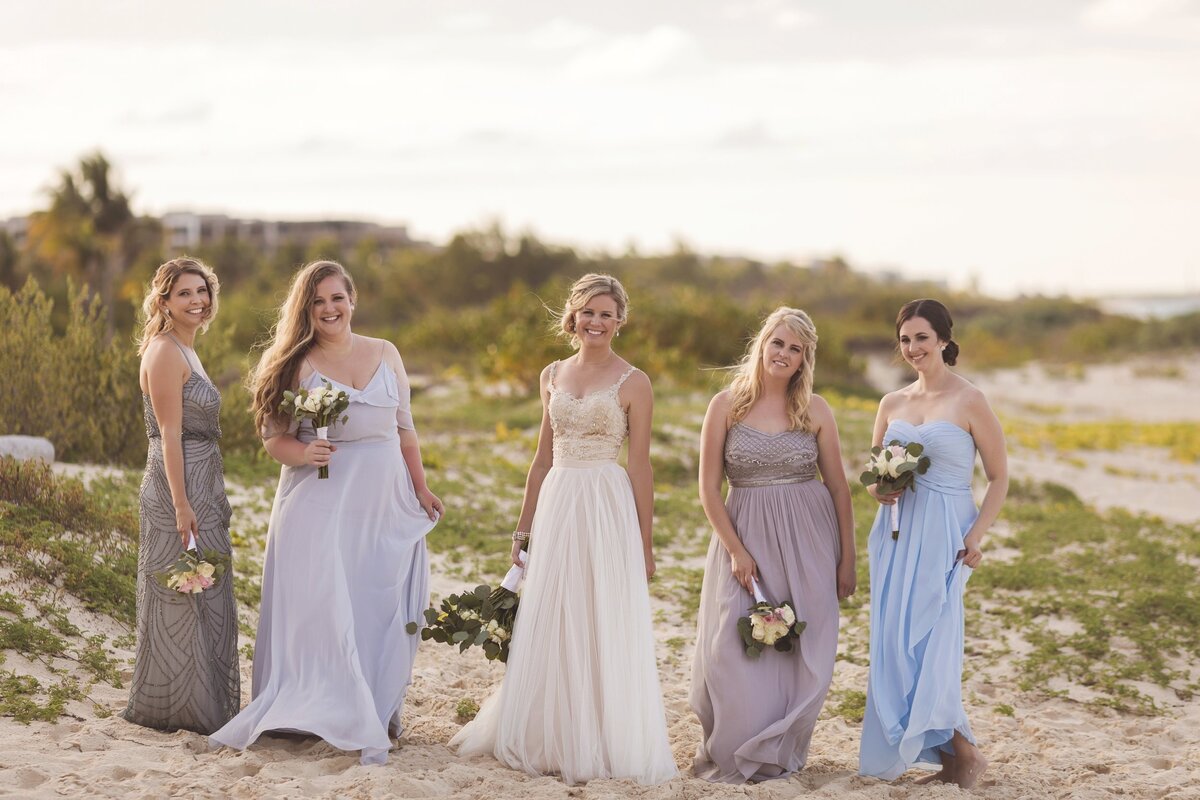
top-left (29, 151), bottom-right (134, 337)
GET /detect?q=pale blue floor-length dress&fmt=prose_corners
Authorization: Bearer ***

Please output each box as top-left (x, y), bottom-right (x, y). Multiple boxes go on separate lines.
top-left (210, 361), bottom-right (436, 765)
top-left (859, 419), bottom-right (979, 779)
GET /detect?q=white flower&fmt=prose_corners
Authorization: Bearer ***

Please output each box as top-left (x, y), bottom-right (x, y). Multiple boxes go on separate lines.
top-left (780, 605), bottom-right (796, 626)
top-left (303, 395), bottom-right (322, 413)
top-left (322, 394), bottom-right (334, 407)
top-left (196, 561), bottom-right (215, 578)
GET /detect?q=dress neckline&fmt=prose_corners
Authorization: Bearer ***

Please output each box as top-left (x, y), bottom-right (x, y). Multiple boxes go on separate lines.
top-left (733, 422), bottom-right (811, 438)
top-left (549, 362), bottom-right (636, 402)
top-left (888, 418), bottom-right (972, 437)
top-left (308, 359), bottom-right (387, 393)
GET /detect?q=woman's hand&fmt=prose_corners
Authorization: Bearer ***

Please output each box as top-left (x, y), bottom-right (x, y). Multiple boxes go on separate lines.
top-left (729, 547), bottom-right (758, 593)
top-left (643, 545), bottom-right (657, 582)
top-left (416, 487), bottom-right (443, 521)
top-left (174, 502), bottom-right (198, 549)
top-left (510, 538), bottom-right (526, 568)
top-left (303, 438), bottom-right (336, 469)
top-left (836, 557), bottom-right (857, 600)
top-left (957, 531), bottom-right (984, 569)
top-left (867, 483), bottom-right (902, 505)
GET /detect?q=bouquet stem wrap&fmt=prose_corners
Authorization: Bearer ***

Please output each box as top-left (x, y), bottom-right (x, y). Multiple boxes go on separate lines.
top-left (316, 425), bottom-right (330, 479)
top-left (890, 503), bottom-right (900, 541)
top-left (500, 550), bottom-right (529, 592)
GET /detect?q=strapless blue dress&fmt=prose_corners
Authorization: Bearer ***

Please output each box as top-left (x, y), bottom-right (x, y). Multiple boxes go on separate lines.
top-left (859, 420), bottom-right (979, 779)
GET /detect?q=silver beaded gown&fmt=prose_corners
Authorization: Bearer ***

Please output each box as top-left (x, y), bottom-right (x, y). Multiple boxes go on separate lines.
top-left (690, 423), bottom-right (842, 783)
top-left (124, 339), bottom-right (238, 734)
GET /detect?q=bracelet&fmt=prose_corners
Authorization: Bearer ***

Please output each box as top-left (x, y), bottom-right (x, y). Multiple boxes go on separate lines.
top-left (511, 530), bottom-right (530, 542)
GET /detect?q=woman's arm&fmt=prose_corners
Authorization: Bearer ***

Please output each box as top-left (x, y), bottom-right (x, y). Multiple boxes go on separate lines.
top-left (867, 391), bottom-right (902, 505)
top-left (811, 395), bottom-right (857, 599)
top-left (143, 340), bottom-right (195, 548)
top-left (698, 391), bottom-right (758, 591)
top-left (510, 364), bottom-right (556, 568)
top-left (623, 370), bottom-right (657, 581)
top-left (961, 388), bottom-right (1008, 568)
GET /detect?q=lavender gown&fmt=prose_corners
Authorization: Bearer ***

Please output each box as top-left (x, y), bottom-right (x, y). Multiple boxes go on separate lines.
top-left (210, 361), bottom-right (436, 765)
top-left (691, 424), bottom-right (842, 783)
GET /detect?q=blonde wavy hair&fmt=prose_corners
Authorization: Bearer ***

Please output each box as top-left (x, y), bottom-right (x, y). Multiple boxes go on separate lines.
top-left (136, 257), bottom-right (220, 356)
top-left (728, 307), bottom-right (819, 432)
top-left (249, 260), bottom-right (357, 436)
top-left (555, 273), bottom-right (629, 349)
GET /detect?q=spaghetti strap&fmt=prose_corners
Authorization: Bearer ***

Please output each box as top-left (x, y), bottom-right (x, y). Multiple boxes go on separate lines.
top-left (165, 332), bottom-right (198, 372)
top-left (612, 365), bottom-right (637, 392)
top-left (548, 360), bottom-right (560, 390)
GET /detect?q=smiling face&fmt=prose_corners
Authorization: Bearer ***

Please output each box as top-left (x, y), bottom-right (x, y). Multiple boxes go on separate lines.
top-left (761, 323), bottom-right (807, 381)
top-left (572, 293), bottom-right (621, 349)
top-left (898, 315), bottom-right (945, 372)
top-left (161, 272), bottom-right (211, 332)
top-left (309, 274), bottom-right (354, 341)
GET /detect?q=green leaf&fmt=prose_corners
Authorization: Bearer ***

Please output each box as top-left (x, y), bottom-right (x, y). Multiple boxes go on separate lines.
top-left (474, 630), bottom-right (488, 646)
top-left (405, 621), bottom-right (418, 635)
top-left (451, 631), bottom-right (470, 643)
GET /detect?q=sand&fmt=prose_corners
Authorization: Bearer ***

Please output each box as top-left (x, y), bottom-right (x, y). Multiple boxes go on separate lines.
top-left (2, 359), bottom-right (1198, 799)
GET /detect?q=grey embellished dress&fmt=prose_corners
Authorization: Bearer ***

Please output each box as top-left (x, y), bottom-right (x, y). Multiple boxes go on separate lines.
top-left (690, 423), bottom-right (842, 783)
top-left (124, 340), bottom-right (238, 734)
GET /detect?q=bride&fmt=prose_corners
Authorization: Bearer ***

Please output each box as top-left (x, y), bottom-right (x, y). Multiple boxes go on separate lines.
top-left (450, 274), bottom-right (677, 785)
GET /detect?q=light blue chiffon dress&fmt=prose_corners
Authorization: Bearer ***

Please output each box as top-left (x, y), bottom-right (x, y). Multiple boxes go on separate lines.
top-left (210, 361), bottom-right (436, 765)
top-left (859, 420), bottom-right (978, 780)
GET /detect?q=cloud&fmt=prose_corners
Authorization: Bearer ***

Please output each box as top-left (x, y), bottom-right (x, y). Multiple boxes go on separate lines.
top-left (1082, 0), bottom-right (1192, 27)
top-left (565, 25), bottom-right (700, 80)
top-left (722, 0), bottom-right (817, 30)
top-left (527, 18), bottom-right (600, 50)
top-left (122, 102), bottom-right (213, 126)
top-left (715, 120), bottom-right (788, 150)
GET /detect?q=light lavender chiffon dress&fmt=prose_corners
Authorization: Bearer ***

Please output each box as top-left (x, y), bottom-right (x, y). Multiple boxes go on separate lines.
top-left (210, 361), bottom-right (436, 765)
top-left (690, 424), bottom-right (842, 783)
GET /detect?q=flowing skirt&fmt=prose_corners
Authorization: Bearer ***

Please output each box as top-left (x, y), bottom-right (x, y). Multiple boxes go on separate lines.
top-left (859, 483), bottom-right (977, 779)
top-left (451, 459), bottom-right (677, 785)
top-left (210, 438), bottom-right (436, 765)
top-left (690, 479), bottom-right (841, 782)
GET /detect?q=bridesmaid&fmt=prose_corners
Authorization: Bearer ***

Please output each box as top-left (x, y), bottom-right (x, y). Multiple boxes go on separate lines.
top-left (125, 257), bottom-right (238, 734)
top-left (691, 307), bottom-right (856, 783)
top-left (859, 299), bottom-right (1007, 788)
top-left (210, 260), bottom-right (442, 765)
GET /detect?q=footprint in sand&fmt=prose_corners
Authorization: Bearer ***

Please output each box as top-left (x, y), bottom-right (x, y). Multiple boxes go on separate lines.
top-left (13, 767), bottom-right (49, 789)
top-left (1146, 757), bottom-right (1173, 770)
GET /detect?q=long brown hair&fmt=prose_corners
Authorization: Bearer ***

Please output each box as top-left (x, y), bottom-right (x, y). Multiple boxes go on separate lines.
top-left (728, 306), bottom-right (819, 432)
top-left (136, 257), bottom-right (220, 355)
top-left (249, 260), bottom-right (356, 436)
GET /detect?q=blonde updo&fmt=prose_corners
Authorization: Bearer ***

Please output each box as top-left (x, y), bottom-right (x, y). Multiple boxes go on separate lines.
top-left (556, 273), bottom-right (629, 349)
top-left (136, 257), bottom-right (220, 356)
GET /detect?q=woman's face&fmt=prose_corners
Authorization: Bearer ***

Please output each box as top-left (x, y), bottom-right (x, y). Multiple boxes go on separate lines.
top-left (573, 293), bottom-right (621, 348)
top-left (898, 315), bottom-right (944, 372)
top-left (162, 273), bottom-right (211, 331)
top-left (310, 275), bottom-right (354, 340)
top-left (761, 324), bottom-right (806, 381)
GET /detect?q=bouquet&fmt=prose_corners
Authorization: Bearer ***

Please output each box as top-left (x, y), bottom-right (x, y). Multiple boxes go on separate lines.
top-left (859, 440), bottom-right (932, 540)
top-left (153, 533), bottom-right (230, 594)
top-left (409, 549), bottom-right (528, 663)
top-left (280, 379), bottom-right (350, 479)
top-left (736, 577), bottom-right (806, 658)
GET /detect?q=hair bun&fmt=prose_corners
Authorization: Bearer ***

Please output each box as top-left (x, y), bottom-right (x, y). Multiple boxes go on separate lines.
top-left (943, 339), bottom-right (960, 366)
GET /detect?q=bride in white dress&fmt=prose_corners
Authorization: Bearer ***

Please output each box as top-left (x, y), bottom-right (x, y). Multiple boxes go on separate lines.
top-left (451, 274), bottom-right (677, 785)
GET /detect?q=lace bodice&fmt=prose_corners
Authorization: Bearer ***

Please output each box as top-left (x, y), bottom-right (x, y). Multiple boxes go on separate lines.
top-left (548, 362), bottom-right (637, 462)
top-left (724, 423), bottom-right (818, 487)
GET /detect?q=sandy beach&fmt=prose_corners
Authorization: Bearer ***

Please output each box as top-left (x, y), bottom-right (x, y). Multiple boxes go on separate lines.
top-left (2, 359), bottom-right (1198, 799)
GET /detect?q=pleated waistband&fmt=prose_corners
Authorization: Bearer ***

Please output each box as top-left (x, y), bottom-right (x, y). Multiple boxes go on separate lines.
top-left (554, 458), bottom-right (618, 469)
top-left (728, 476), bottom-right (814, 488)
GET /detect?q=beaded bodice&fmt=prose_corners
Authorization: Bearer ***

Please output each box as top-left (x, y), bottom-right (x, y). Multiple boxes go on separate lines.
top-left (548, 362), bottom-right (636, 462)
top-left (724, 423), bottom-right (818, 487)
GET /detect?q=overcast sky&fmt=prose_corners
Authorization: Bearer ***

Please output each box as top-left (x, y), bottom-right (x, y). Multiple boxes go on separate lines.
top-left (2, 1), bottom-right (1197, 297)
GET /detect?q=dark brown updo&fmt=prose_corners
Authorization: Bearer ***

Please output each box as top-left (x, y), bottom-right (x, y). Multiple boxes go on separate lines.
top-left (896, 299), bottom-right (959, 366)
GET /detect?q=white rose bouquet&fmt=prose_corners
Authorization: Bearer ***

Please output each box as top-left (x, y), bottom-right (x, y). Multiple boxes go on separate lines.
top-left (153, 533), bottom-right (230, 594)
top-left (410, 548), bottom-right (528, 663)
top-left (280, 379), bottom-right (350, 479)
top-left (736, 578), bottom-right (806, 658)
top-left (859, 439), bottom-right (932, 540)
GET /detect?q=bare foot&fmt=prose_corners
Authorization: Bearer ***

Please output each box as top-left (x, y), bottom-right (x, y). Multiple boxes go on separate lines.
top-left (954, 747), bottom-right (989, 789)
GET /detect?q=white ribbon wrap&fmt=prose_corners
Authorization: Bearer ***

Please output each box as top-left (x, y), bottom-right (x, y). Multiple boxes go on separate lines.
top-left (750, 576), bottom-right (767, 605)
top-left (186, 532), bottom-right (198, 552)
top-left (890, 503), bottom-right (900, 539)
top-left (316, 425), bottom-right (330, 440)
top-left (500, 550), bottom-right (529, 592)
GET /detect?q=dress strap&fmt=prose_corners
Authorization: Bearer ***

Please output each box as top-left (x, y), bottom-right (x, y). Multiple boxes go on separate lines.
top-left (547, 360), bottom-right (560, 390)
top-left (165, 333), bottom-right (198, 371)
top-left (611, 365), bottom-right (637, 392)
